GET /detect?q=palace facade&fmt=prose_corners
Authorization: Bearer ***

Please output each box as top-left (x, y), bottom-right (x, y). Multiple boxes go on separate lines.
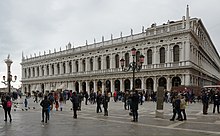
top-left (21, 6), bottom-right (220, 94)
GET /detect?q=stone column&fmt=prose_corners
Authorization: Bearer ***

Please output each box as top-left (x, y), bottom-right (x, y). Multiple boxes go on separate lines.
top-left (72, 60), bottom-right (76, 72)
top-left (130, 78), bottom-right (133, 91)
top-left (39, 66), bottom-right (42, 77)
top-left (166, 76), bottom-right (171, 91)
top-left (86, 80), bottom-right (89, 93)
top-left (153, 77), bottom-right (157, 92)
top-left (94, 80), bottom-right (97, 92)
top-left (94, 57), bottom-right (98, 71)
top-left (66, 61), bottom-right (70, 74)
top-left (60, 62), bottom-right (64, 74)
top-left (111, 79), bottom-right (114, 94)
top-left (79, 81), bottom-right (82, 92)
top-left (141, 78), bottom-right (145, 90)
top-left (181, 74), bottom-right (185, 86)
top-left (185, 74), bottom-right (191, 86)
top-left (78, 59), bottom-right (82, 72)
top-left (185, 41), bottom-right (190, 62)
top-left (34, 67), bottom-right (38, 77)
top-left (44, 65), bottom-right (47, 76)
top-left (110, 54), bottom-right (114, 69)
top-left (49, 64), bottom-right (52, 76)
top-left (120, 79), bottom-right (124, 92)
top-left (167, 45), bottom-right (170, 63)
top-left (54, 63), bottom-right (58, 75)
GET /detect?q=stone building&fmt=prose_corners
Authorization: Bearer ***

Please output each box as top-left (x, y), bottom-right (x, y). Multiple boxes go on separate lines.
top-left (21, 6), bottom-right (220, 95)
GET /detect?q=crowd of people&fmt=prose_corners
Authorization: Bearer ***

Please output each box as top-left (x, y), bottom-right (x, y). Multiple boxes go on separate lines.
top-left (1, 88), bottom-right (220, 124)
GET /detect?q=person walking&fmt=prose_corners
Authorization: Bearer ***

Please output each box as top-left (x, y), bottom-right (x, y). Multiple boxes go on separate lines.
top-left (84, 91), bottom-right (89, 105)
top-left (96, 93), bottom-right (102, 113)
top-left (213, 91), bottom-right (220, 114)
top-left (180, 94), bottom-right (187, 120)
top-left (131, 90), bottom-right (139, 122)
top-left (2, 95), bottom-right (12, 122)
top-left (103, 91), bottom-right (110, 116)
top-left (24, 96), bottom-right (28, 111)
top-left (202, 91), bottom-right (209, 115)
top-left (170, 95), bottom-right (183, 121)
top-left (40, 96), bottom-right (51, 123)
top-left (71, 92), bottom-right (79, 119)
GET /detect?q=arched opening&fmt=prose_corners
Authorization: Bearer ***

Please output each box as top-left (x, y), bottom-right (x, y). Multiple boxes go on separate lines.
top-left (75, 61), bottom-right (79, 72)
top-left (172, 76), bottom-right (181, 87)
top-left (106, 56), bottom-right (110, 69)
top-left (124, 79), bottom-right (130, 92)
top-left (82, 59), bottom-right (86, 72)
top-left (82, 82), bottom-right (86, 93)
top-left (105, 80), bottom-right (111, 93)
top-left (75, 82), bottom-right (79, 93)
top-left (41, 84), bottom-right (44, 94)
top-left (114, 80), bottom-right (120, 92)
top-left (115, 54), bottom-right (119, 68)
top-left (147, 49), bottom-right (152, 64)
top-left (135, 78), bottom-right (141, 89)
top-left (89, 81), bottom-right (94, 93)
top-left (90, 58), bottom-right (93, 71)
top-left (125, 53), bottom-right (130, 67)
top-left (98, 57), bottom-right (101, 70)
top-left (158, 77), bottom-right (167, 89)
top-left (173, 45), bottom-right (180, 62)
top-left (146, 78), bottom-right (154, 91)
top-left (160, 47), bottom-right (165, 63)
top-left (97, 80), bottom-right (102, 93)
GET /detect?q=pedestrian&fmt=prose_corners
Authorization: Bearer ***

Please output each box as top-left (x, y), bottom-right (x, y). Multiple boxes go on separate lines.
top-left (96, 93), bottom-right (102, 113)
top-left (180, 94), bottom-right (187, 120)
top-left (2, 95), bottom-right (12, 122)
top-left (24, 96), bottom-right (28, 111)
top-left (71, 92), bottom-right (79, 119)
top-left (202, 91), bottom-right (209, 115)
top-left (40, 96), bottom-right (51, 123)
top-left (55, 100), bottom-right (59, 111)
top-left (84, 91), bottom-right (89, 105)
top-left (103, 91), bottom-right (110, 116)
top-left (213, 91), bottom-right (220, 113)
top-left (170, 95), bottom-right (183, 121)
top-left (131, 90), bottom-right (139, 122)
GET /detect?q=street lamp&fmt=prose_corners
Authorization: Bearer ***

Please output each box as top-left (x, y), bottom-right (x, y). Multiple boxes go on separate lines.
top-left (120, 48), bottom-right (144, 92)
top-left (1, 55), bottom-right (17, 93)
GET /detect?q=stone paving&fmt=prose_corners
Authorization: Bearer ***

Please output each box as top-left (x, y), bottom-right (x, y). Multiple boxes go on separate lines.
top-left (1, 97), bottom-right (220, 136)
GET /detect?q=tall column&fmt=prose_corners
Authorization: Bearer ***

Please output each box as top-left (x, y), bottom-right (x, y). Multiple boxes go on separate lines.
top-left (185, 74), bottom-right (191, 86)
top-left (78, 59), bottom-right (82, 72)
top-left (73, 82), bottom-right (76, 92)
top-left (167, 45), bottom-right (170, 63)
top-left (141, 78), bottom-right (145, 90)
top-left (167, 76), bottom-right (171, 91)
top-left (185, 41), bottom-right (190, 62)
top-left (72, 60), bottom-right (76, 72)
top-left (180, 43), bottom-right (185, 62)
top-left (86, 58), bottom-right (90, 71)
top-left (111, 79), bottom-right (114, 94)
top-left (34, 67), bottom-right (38, 77)
top-left (181, 74), bottom-right (185, 86)
top-left (39, 66), bottom-right (42, 77)
top-left (153, 47), bottom-right (157, 65)
top-left (130, 78), bottom-right (133, 91)
top-left (44, 65), bottom-right (47, 76)
top-left (110, 54), bottom-right (114, 69)
top-left (66, 61), bottom-right (70, 74)
top-left (86, 80), bottom-right (89, 93)
top-left (78, 81), bottom-right (82, 93)
top-left (54, 63), bottom-right (58, 75)
top-left (120, 79), bottom-right (124, 92)
top-left (153, 77), bottom-right (157, 92)
top-left (60, 62), bottom-right (64, 74)
top-left (94, 57), bottom-right (98, 70)
top-left (94, 80), bottom-right (97, 92)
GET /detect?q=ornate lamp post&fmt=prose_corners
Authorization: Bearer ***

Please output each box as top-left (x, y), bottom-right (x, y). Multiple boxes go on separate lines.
top-left (120, 48), bottom-right (144, 92)
top-left (2, 55), bottom-right (17, 93)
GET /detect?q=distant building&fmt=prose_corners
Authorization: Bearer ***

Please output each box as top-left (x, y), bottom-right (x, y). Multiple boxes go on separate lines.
top-left (21, 6), bottom-right (220, 95)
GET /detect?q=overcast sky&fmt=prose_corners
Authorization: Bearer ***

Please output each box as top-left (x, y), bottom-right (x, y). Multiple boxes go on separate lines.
top-left (0, 0), bottom-right (220, 88)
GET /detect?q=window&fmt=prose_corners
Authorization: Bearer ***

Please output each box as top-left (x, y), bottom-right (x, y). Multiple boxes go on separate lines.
top-left (47, 65), bottom-right (49, 75)
top-left (90, 58), bottom-right (93, 71)
top-left (125, 53), bottom-right (129, 67)
top-left (147, 49), bottom-right (152, 64)
top-left (57, 64), bottom-right (60, 74)
top-left (115, 54), bottom-right (119, 68)
top-left (136, 51), bottom-right (140, 62)
top-left (51, 64), bottom-right (54, 75)
top-left (106, 56), bottom-right (110, 69)
top-left (173, 45), bottom-right (179, 62)
top-left (76, 61), bottom-right (79, 72)
top-left (82, 59), bottom-right (86, 71)
top-left (32, 67), bottom-right (35, 77)
top-left (98, 57), bottom-right (101, 70)
top-left (69, 61), bottom-right (72, 73)
top-left (160, 47), bottom-right (165, 63)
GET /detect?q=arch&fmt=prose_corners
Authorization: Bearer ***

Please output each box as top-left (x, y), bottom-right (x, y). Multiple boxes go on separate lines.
top-left (114, 80), bottom-right (120, 92)
top-left (160, 47), bottom-right (165, 63)
top-left (37, 67), bottom-right (39, 77)
top-left (82, 82), bottom-right (86, 93)
top-left (125, 53), bottom-right (130, 67)
top-left (89, 81), bottom-right (94, 93)
top-left (158, 77), bottom-right (167, 89)
top-left (97, 80), bottom-right (102, 93)
top-left (105, 80), bottom-right (111, 93)
top-left (69, 61), bottom-right (72, 73)
top-left (75, 82), bottom-right (79, 93)
top-left (57, 64), bottom-right (60, 74)
top-left (124, 79), bottom-right (130, 92)
top-left (41, 84), bottom-right (44, 94)
top-left (115, 54), bottom-right (119, 68)
top-left (173, 45), bottom-right (180, 62)
top-left (106, 56), bottom-right (110, 69)
top-left (147, 49), bottom-right (152, 64)
top-left (32, 67), bottom-right (35, 77)
top-left (172, 76), bottom-right (181, 87)
top-left (146, 78), bottom-right (154, 91)
top-left (63, 62), bottom-right (66, 74)
top-left (51, 64), bottom-right (54, 75)
top-left (135, 78), bottom-right (141, 89)
top-left (28, 84), bottom-right (31, 93)
top-left (47, 65), bottom-right (49, 75)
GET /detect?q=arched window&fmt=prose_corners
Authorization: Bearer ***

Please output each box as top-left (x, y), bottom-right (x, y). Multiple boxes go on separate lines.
top-left (57, 64), bottom-right (60, 74)
top-left (173, 45), bottom-right (180, 62)
top-left (147, 49), bottom-right (152, 64)
top-left (69, 61), bottom-right (72, 73)
top-left (82, 59), bottom-right (86, 71)
top-left (63, 62), bottom-right (66, 74)
top-left (136, 51), bottom-right (140, 62)
top-left (98, 57), bottom-right (101, 70)
top-left (160, 47), bottom-right (165, 63)
top-left (51, 64), bottom-right (54, 75)
top-left (24, 69), bottom-right (27, 78)
top-left (115, 54), bottom-right (119, 68)
top-left (41, 66), bottom-right (45, 76)
top-left (90, 58), bottom-right (93, 71)
top-left (106, 56), bottom-right (110, 69)
top-left (32, 67), bottom-right (35, 77)
top-left (125, 53), bottom-right (129, 67)
top-left (47, 65), bottom-right (49, 75)
top-left (75, 61), bottom-right (79, 72)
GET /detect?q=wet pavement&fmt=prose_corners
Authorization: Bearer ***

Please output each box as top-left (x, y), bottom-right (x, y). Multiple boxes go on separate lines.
top-left (1, 97), bottom-right (220, 136)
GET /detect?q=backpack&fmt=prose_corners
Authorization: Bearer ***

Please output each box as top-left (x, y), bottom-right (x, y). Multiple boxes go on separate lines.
top-left (7, 101), bottom-right (12, 108)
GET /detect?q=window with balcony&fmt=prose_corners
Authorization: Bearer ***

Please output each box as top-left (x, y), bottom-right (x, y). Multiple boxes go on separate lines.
top-left (115, 54), bottom-right (119, 68)
top-left (147, 49), bottom-right (152, 64)
top-left (125, 53), bottom-right (129, 67)
top-left (51, 64), bottom-right (54, 75)
top-left (173, 45), bottom-right (179, 62)
top-left (98, 57), bottom-right (101, 70)
top-left (160, 47), bottom-right (165, 63)
top-left (47, 65), bottom-right (49, 75)
top-left (69, 61), bottom-right (72, 73)
top-left (106, 56), bottom-right (110, 69)
top-left (90, 58), bottom-right (93, 71)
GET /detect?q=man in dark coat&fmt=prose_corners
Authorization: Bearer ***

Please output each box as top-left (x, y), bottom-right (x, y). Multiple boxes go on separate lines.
top-left (213, 91), bottom-right (220, 113)
top-left (40, 95), bottom-right (51, 123)
top-left (202, 91), bottom-right (209, 115)
top-left (96, 93), bottom-right (102, 113)
top-left (71, 92), bottom-right (79, 119)
top-left (103, 92), bottom-right (110, 116)
top-left (131, 90), bottom-right (139, 122)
